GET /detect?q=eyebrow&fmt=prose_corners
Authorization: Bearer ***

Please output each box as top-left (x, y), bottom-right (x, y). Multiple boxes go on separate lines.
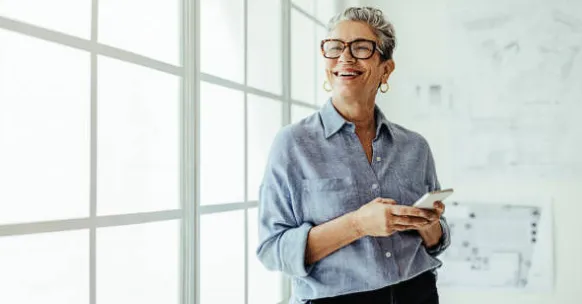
top-left (328, 38), bottom-right (376, 41)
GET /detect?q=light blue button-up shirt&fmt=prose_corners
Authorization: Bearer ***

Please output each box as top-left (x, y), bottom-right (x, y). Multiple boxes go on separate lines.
top-left (256, 99), bottom-right (451, 304)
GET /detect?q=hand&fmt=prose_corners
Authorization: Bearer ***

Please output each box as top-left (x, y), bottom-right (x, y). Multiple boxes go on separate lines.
top-left (416, 201), bottom-right (445, 233)
top-left (352, 198), bottom-right (439, 237)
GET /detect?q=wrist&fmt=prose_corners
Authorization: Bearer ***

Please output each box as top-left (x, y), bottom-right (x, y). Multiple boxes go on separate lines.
top-left (423, 235), bottom-right (440, 248)
top-left (348, 210), bottom-right (365, 239)
top-left (420, 221), bottom-right (442, 247)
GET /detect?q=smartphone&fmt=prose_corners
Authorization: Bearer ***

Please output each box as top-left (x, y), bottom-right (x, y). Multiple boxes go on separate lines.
top-left (412, 188), bottom-right (454, 210)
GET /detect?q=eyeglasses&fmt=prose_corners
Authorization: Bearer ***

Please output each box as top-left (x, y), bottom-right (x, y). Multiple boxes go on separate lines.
top-left (320, 39), bottom-right (386, 60)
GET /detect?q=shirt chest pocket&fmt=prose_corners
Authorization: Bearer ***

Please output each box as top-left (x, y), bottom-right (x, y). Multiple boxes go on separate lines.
top-left (398, 179), bottom-right (429, 206)
top-left (301, 177), bottom-right (360, 225)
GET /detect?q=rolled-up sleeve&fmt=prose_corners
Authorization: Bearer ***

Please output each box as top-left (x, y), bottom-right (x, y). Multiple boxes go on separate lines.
top-left (257, 184), bottom-right (314, 277)
top-left (424, 139), bottom-right (452, 257)
top-left (255, 128), bottom-right (315, 277)
top-left (425, 217), bottom-right (451, 256)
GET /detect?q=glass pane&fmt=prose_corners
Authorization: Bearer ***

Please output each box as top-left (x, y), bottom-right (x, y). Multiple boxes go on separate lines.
top-left (0, 230), bottom-right (88, 304)
top-left (316, 26), bottom-right (330, 106)
top-left (200, 82), bottom-right (245, 205)
top-left (292, 104), bottom-right (318, 124)
top-left (248, 0), bottom-right (282, 94)
top-left (292, 0), bottom-right (314, 14)
top-left (0, 30), bottom-right (90, 225)
top-left (201, 211), bottom-right (245, 304)
top-left (97, 220), bottom-right (180, 304)
top-left (99, 0), bottom-right (181, 65)
top-left (247, 95), bottom-right (282, 201)
top-left (248, 208), bottom-right (284, 304)
top-left (97, 56), bottom-right (180, 215)
top-left (316, 0), bottom-right (338, 23)
top-left (291, 10), bottom-right (317, 104)
top-left (201, 0), bottom-right (244, 83)
top-left (0, 0), bottom-right (90, 38)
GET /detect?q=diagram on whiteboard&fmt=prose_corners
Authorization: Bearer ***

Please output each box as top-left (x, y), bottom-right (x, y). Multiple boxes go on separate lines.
top-left (444, 0), bottom-right (582, 179)
top-left (437, 201), bottom-right (554, 291)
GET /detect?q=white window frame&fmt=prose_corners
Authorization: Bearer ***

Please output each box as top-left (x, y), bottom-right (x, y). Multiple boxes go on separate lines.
top-left (0, 0), bottom-right (352, 303)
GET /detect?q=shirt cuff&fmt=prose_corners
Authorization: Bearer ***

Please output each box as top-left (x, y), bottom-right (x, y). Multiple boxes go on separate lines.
top-left (425, 218), bottom-right (451, 256)
top-left (280, 222), bottom-right (315, 277)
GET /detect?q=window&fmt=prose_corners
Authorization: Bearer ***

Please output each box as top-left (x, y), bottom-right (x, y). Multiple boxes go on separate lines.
top-left (0, 1), bottom-right (182, 303)
top-left (198, 0), bottom-right (285, 301)
top-left (291, 0), bottom-right (339, 117)
top-left (198, 1), bottom-right (339, 301)
top-left (0, 0), bottom-right (347, 303)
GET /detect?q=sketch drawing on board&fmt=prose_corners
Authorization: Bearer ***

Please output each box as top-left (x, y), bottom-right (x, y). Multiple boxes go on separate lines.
top-left (437, 201), bottom-right (554, 291)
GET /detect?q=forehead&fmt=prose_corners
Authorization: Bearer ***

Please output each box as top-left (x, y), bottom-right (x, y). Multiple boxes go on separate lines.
top-left (328, 21), bottom-right (377, 41)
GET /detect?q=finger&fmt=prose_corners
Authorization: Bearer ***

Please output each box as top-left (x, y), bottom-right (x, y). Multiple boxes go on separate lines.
top-left (438, 201), bottom-right (446, 213)
top-left (423, 209), bottom-right (440, 221)
top-left (392, 224), bottom-right (417, 231)
top-left (391, 205), bottom-right (436, 220)
top-left (418, 208), bottom-right (439, 221)
top-left (391, 215), bottom-right (430, 227)
top-left (433, 201), bottom-right (445, 216)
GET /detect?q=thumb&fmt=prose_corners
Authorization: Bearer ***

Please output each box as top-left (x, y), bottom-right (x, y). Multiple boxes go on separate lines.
top-left (380, 198), bottom-right (397, 205)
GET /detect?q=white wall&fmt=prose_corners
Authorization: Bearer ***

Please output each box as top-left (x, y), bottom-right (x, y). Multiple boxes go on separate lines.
top-left (340, 0), bottom-right (362, 8)
top-left (361, 0), bottom-right (582, 303)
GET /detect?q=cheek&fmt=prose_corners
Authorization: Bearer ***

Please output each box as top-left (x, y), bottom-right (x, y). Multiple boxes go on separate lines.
top-left (366, 69), bottom-right (382, 83)
top-left (325, 61), bottom-right (335, 75)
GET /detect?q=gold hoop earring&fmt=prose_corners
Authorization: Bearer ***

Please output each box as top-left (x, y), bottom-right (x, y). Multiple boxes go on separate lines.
top-left (380, 83), bottom-right (390, 93)
top-left (323, 80), bottom-right (332, 92)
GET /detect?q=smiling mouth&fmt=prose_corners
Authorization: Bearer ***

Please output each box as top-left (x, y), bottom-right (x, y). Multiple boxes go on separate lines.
top-left (333, 71), bottom-right (363, 78)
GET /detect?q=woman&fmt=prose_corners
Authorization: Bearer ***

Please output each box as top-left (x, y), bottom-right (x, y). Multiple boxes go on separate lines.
top-left (257, 6), bottom-right (450, 304)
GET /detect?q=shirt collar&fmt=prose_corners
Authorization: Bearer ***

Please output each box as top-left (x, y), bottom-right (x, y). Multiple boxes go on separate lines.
top-left (374, 103), bottom-right (394, 140)
top-left (319, 98), bottom-right (394, 140)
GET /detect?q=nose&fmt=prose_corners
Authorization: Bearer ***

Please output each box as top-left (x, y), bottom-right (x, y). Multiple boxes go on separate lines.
top-left (338, 46), bottom-right (355, 63)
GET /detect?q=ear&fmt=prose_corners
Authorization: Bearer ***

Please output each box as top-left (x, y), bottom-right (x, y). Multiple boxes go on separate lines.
top-left (383, 59), bottom-right (395, 82)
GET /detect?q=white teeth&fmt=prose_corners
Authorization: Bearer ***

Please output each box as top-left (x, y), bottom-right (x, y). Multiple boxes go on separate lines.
top-left (338, 72), bottom-right (358, 76)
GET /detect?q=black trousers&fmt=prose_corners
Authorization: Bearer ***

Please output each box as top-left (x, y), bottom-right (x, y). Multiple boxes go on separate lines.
top-left (309, 270), bottom-right (439, 304)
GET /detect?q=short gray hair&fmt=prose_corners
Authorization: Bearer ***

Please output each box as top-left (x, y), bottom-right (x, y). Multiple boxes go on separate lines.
top-left (327, 7), bottom-right (396, 60)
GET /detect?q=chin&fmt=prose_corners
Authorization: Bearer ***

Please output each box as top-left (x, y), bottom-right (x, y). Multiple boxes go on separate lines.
top-left (334, 86), bottom-right (362, 99)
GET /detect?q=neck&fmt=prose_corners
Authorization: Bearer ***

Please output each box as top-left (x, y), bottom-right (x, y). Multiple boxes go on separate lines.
top-left (331, 95), bottom-right (376, 132)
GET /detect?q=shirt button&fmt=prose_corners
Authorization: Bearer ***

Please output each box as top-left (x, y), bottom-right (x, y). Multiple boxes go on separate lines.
top-left (385, 251), bottom-right (392, 258)
top-left (376, 157), bottom-right (382, 162)
top-left (372, 184), bottom-right (379, 190)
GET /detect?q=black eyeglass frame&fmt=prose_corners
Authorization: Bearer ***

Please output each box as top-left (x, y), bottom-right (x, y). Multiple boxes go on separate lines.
top-left (320, 38), bottom-right (387, 60)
